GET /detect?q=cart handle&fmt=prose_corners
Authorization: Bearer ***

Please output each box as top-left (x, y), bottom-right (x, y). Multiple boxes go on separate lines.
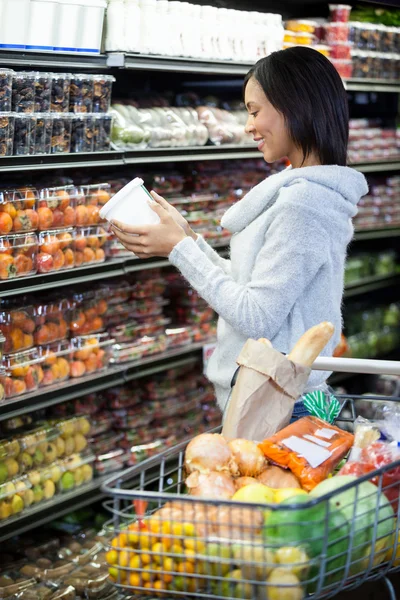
top-left (312, 356), bottom-right (400, 376)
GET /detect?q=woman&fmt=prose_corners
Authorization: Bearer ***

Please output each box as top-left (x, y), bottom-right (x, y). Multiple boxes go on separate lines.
top-left (111, 46), bottom-right (368, 412)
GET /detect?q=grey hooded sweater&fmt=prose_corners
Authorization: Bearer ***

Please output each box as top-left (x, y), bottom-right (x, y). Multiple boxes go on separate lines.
top-left (169, 165), bottom-right (369, 410)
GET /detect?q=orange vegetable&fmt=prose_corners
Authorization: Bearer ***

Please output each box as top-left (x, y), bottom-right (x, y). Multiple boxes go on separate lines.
top-left (258, 416), bottom-right (354, 491)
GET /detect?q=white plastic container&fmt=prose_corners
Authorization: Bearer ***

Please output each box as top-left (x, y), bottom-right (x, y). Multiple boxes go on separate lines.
top-left (54, 0), bottom-right (82, 53)
top-left (105, 0), bottom-right (125, 52)
top-left (26, 0), bottom-right (57, 51)
top-left (0, 0), bottom-right (30, 50)
top-left (79, 0), bottom-right (107, 54)
top-left (100, 178), bottom-right (161, 226)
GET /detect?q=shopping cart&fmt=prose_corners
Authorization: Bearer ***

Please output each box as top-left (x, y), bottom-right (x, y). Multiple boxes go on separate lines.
top-left (102, 356), bottom-right (400, 600)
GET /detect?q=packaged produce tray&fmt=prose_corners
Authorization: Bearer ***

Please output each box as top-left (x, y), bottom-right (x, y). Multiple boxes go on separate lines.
top-left (102, 356), bottom-right (400, 600)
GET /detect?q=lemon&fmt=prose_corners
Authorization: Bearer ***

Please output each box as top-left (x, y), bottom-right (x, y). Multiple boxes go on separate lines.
top-left (232, 483), bottom-right (275, 504)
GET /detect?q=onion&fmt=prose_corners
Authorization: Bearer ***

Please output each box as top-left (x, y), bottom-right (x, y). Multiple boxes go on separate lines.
top-left (257, 465), bottom-right (301, 489)
top-left (184, 433), bottom-right (234, 474)
top-left (228, 439), bottom-right (266, 477)
top-left (186, 471), bottom-right (236, 500)
top-left (212, 505), bottom-right (263, 540)
top-left (235, 476), bottom-right (259, 490)
top-left (154, 501), bottom-right (217, 538)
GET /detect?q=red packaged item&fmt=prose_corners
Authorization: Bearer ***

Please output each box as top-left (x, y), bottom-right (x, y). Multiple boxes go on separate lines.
top-left (326, 22), bottom-right (349, 43)
top-left (329, 4), bottom-right (351, 22)
top-left (69, 332), bottom-right (113, 378)
top-left (37, 228), bottom-right (75, 273)
top-left (0, 188), bottom-right (39, 233)
top-left (32, 298), bottom-right (70, 345)
top-left (258, 416), bottom-right (354, 491)
top-left (329, 42), bottom-right (351, 59)
top-left (69, 291), bottom-right (108, 335)
top-left (0, 233), bottom-right (38, 280)
top-left (37, 186), bottom-right (76, 230)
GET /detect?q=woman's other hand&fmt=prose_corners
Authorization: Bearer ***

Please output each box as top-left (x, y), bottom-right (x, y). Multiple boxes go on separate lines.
top-left (150, 191), bottom-right (198, 241)
top-left (111, 201), bottom-right (187, 259)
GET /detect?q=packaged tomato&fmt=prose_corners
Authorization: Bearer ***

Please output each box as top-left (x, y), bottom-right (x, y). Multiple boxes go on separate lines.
top-left (37, 186), bottom-right (76, 230)
top-left (37, 228), bottom-right (75, 273)
top-left (0, 233), bottom-right (38, 280)
top-left (69, 333), bottom-right (113, 378)
top-left (32, 297), bottom-right (70, 345)
top-left (38, 340), bottom-right (71, 387)
top-left (74, 225), bottom-right (107, 266)
top-left (258, 416), bottom-right (354, 491)
top-left (0, 303), bottom-right (37, 354)
top-left (69, 291), bottom-right (107, 335)
top-left (74, 183), bottom-right (111, 226)
top-left (3, 348), bottom-right (44, 398)
top-left (0, 188), bottom-right (39, 233)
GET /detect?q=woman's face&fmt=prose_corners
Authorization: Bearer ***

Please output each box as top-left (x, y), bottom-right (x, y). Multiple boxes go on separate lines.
top-left (244, 76), bottom-right (295, 163)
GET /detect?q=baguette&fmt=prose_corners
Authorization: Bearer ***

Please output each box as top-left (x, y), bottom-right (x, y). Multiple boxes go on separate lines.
top-left (287, 322), bottom-right (335, 367)
top-left (257, 338), bottom-right (272, 348)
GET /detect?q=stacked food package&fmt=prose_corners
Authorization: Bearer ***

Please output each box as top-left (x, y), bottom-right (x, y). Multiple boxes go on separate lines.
top-left (0, 71), bottom-right (114, 157)
top-left (348, 119), bottom-right (400, 163)
top-left (0, 416), bottom-right (93, 524)
top-left (344, 301), bottom-right (400, 358)
top-left (354, 175), bottom-right (400, 230)
top-left (103, 323), bottom-right (400, 599)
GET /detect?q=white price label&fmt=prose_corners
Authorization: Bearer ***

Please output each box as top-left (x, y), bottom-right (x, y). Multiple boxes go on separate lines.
top-left (203, 343), bottom-right (216, 375)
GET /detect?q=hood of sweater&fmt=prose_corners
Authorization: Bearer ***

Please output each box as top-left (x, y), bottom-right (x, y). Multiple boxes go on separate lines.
top-left (221, 165), bottom-right (369, 234)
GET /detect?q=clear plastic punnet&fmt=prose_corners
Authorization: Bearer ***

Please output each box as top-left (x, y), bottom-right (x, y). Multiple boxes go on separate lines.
top-left (0, 233), bottom-right (38, 280)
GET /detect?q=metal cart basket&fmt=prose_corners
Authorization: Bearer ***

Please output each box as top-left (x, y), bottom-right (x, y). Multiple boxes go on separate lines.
top-left (102, 356), bottom-right (400, 600)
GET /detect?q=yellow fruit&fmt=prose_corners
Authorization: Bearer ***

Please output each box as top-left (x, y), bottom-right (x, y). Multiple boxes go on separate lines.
top-left (4, 458), bottom-right (19, 478)
top-left (232, 483), bottom-right (275, 504)
top-left (184, 548), bottom-right (196, 563)
top-left (178, 561), bottom-right (195, 574)
top-left (386, 532), bottom-right (400, 566)
top-left (138, 533), bottom-right (153, 550)
top-left (141, 553), bottom-right (151, 566)
top-left (148, 518), bottom-right (163, 535)
top-left (127, 523), bottom-right (140, 545)
top-left (108, 567), bottom-right (126, 583)
top-left (129, 572), bottom-right (141, 587)
top-left (267, 568), bottom-right (304, 600)
top-left (141, 569), bottom-right (151, 583)
top-left (275, 546), bottom-right (310, 579)
top-left (169, 544), bottom-right (184, 559)
top-left (183, 538), bottom-right (206, 553)
top-left (153, 580), bottom-right (167, 594)
top-left (152, 542), bottom-right (167, 562)
top-left (111, 533), bottom-right (127, 549)
top-left (106, 550), bottom-right (118, 565)
top-left (274, 488), bottom-right (308, 503)
top-left (23, 489), bottom-right (34, 508)
top-left (129, 554), bottom-right (142, 570)
top-left (162, 556), bottom-right (176, 575)
top-left (118, 550), bottom-right (130, 568)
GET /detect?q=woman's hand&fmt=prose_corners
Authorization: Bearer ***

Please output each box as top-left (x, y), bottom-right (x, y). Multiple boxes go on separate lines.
top-left (110, 201), bottom-right (187, 259)
top-left (150, 191), bottom-right (198, 241)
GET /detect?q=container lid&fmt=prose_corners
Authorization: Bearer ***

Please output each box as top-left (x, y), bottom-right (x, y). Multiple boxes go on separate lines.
top-left (99, 177), bottom-right (145, 219)
top-left (92, 74), bottom-right (116, 82)
top-left (82, 0), bottom-right (107, 6)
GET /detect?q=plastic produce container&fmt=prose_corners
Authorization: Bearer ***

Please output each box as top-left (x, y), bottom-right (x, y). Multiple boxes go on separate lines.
top-left (32, 297), bottom-right (70, 345)
top-left (326, 22), bottom-right (349, 43)
top-left (109, 317), bottom-right (170, 344)
top-left (34, 113), bottom-right (53, 155)
top-left (0, 112), bottom-right (15, 156)
top-left (75, 183), bottom-right (110, 225)
top-left (26, 0), bottom-right (57, 51)
top-left (94, 448), bottom-right (127, 476)
top-left (0, 69), bottom-right (14, 111)
top-left (38, 340), bottom-right (71, 388)
top-left (37, 186), bottom-right (76, 230)
top-left (69, 291), bottom-right (108, 336)
top-left (37, 228), bottom-right (75, 273)
top-left (329, 4), bottom-right (351, 22)
top-left (92, 75), bottom-right (115, 112)
top-left (0, 188), bottom-right (38, 234)
top-left (129, 298), bottom-right (169, 319)
top-left (93, 113), bottom-right (112, 151)
top-left (3, 348), bottom-right (43, 398)
top-left (74, 225), bottom-right (107, 266)
top-left (0, 304), bottom-right (37, 354)
top-left (130, 277), bottom-right (167, 299)
top-left (70, 113), bottom-right (95, 153)
top-left (0, 233), bottom-right (38, 280)
top-left (165, 325), bottom-right (193, 349)
top-left (285, 19), bottom-right (317, 33)
top-left (99, 177), bottom-right (159, 226)
top-left (13, 114), bottom-right (36, 156)
top-left (329, 42), bottom-right (351, 59)
top-left (50, 113), bottom-right (72, 153)
top-left (80, 0), bottom-right (107, 55)
top-left (50, 74), bottom-right (71, 112)
top-left (34, 72), bottom-right (52, 112)
top-left (0, 475), bottom-right (31, 521)
top-left (69, 332), bottom-right (113, 378)
top-left (11, 72), bottom-right (36, 113)
top-left (69, 74), bottom-right (94, 113)
top-left (111, 334), bottom-right (168, 363)
top-left (56, 452), bottom-right (94, 493)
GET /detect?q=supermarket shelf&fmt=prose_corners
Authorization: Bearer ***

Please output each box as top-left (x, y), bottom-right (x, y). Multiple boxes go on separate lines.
top-left (123, 145), bottom-right (259, 164)
top-left (0, 343), bottom-right (205, 421)
top-left (344, 274), bottom-right (400, 298)
top-left (354, 227), bottom-right (400, 241)
top-left (344, 78), bottom-right (400, 93)
top-left (0, 151), bottom-right (125, 173)
top-left (350, 160), bottom-right (400, 173)
top-left (0, 475), bottom-right (110, 542)
top-left (107, 52), bottom-right (254, 75)
top-left (0, 50), bottom-right (109, 71)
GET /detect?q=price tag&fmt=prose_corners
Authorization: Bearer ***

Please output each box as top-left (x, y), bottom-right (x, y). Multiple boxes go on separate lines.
top-left (203, 343), bottom-right (216, 374)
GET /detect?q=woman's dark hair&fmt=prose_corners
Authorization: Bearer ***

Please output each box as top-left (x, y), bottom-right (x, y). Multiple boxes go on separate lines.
top-left (244, 46), bottom-right (349, 166)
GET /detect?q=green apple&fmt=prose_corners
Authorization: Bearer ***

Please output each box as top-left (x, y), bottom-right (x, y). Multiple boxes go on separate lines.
top-left (32, 485), bottom-right (44, 504)
top-left (0, 462), bottom-right (8, 484)
top-left (60, 472), bottom-right (75, 492)
top-left (32, 449), bottom-right (44, 467)
top-left (18, 452), bottom-right (33, 472)
top-left (203, 541), bottom-right (234, 577)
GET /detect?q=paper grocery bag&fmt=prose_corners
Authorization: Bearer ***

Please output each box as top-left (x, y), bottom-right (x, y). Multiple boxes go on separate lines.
top-left (222, 339), bottom-right (311, 441)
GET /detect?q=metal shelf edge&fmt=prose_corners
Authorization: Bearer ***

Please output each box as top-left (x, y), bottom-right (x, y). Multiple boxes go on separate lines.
top-left (354, 228), bottom-right (400, 241)
top-left (344, 274), bottom-right (400, 297)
